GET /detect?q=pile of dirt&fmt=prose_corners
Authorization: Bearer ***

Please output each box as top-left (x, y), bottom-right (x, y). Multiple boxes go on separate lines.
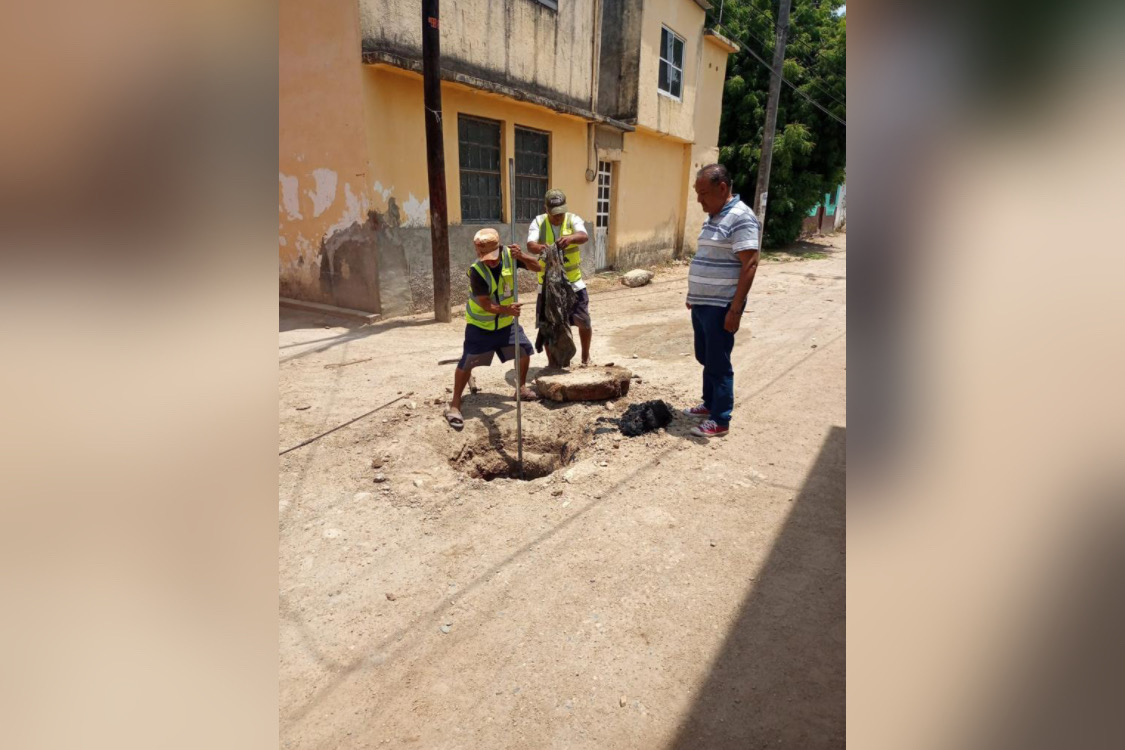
top-left (619, 400), bottom-right (674, 437)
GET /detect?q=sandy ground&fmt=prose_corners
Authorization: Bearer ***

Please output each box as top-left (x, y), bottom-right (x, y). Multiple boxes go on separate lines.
top-left (279, 233), bottom-right (846, 749)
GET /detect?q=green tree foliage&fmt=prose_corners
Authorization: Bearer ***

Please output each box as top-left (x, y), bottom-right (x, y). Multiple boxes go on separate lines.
top-left (709, 1), bottom-right (846, 248)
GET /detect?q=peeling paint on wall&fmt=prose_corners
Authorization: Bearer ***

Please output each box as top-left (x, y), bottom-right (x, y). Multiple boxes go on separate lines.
top-left (401, 193), bottom-right (430, 227)
top-left (308, 168), bottom-right (339, 217)
top-left (279, 172), bottom-right (303, 220)
top-left (279, 236), bottom-right (287, 246)
top-left (372, 181), bottom-right (393, 203)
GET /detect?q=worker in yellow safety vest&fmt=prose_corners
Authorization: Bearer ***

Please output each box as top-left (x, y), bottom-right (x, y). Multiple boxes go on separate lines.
top-left (525, 188), bottom-right (594, 366)
top-left (445, 228), bottom-right (541, 429)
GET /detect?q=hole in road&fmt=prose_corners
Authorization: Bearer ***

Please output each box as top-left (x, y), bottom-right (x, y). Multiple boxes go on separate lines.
top-left (452, 427), bottom-right (589, 481)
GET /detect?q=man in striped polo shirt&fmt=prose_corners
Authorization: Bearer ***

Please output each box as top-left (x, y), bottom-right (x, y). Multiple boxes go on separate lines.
top-left (684, 164), bottom-right (761, 438)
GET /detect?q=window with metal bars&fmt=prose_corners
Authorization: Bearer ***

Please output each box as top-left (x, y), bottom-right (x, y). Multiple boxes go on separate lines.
top-left (458, 115), bottom-right (502, 222)
top-left (596, 161), bottom-right (611, 229)
top-left (514, 126), bottom-right (550, 223)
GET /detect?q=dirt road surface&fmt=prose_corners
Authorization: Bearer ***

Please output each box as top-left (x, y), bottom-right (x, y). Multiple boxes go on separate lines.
top-left (279, 233), bottom-right (846, 749)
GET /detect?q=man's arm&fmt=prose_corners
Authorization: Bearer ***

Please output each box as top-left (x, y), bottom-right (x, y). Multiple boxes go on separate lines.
top-left (508, 245), bottom-right (541, 273)
top-left (724, 249), bottom-right (760, 333)
top-left (558, 215), bottom-right (589, 249)
top-left (476, 295), bottom-right (522, 317)
top-left (526, 218), bottom-right (547, 255)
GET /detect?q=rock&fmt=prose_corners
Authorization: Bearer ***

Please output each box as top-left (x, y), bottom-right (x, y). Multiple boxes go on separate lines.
top-left (613, 435), bottom-right (622, 442)
top-left (710, 541), bottom-right (716, 548)
top-left (535, 366), bottom-right (633, 402)
top-left (406, 401), bottom-right (417, 410)
top-left (295, 405), bottom-right (311, 411)
top-left (552, 488), bottom-right (564, 496)
top-left (621, 269), bottom-right (654, 288)
top-left (385, 592), bottom-right (397, 601)
top-left (606, 401), bottom-right (616, 410)
top-left (598, 461), bottom-right (608, 467)
top-left (354, 492), bottom-right (373, 502)
top-left (811, 344), bottom-right (818, 349)
top-left (371, 457), bottom-right (385, 469)
top-left (619, 696), bottom-right (627, 707)
top-left (413, 478), bottom-right (425, 488)
top-left (373, 473), bottom-right (387, 483)
top-left (631, 354), bottom-right (639, 359)
top-left (439, 624), bottom-right (451, 634)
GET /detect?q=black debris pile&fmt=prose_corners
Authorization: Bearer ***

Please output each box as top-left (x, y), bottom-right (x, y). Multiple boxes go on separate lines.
top-left (619, 400), bottom-right (674, 437)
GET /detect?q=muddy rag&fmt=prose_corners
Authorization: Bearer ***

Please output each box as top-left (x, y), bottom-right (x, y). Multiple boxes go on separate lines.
top-left (534, 243), bottom-right (578, 367)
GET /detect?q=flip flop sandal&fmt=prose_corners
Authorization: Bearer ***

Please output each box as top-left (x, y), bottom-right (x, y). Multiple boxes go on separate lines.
top-left (444, 408), bottom-right (464, 429)
top-left (519, 387), bottom-right (539, 402)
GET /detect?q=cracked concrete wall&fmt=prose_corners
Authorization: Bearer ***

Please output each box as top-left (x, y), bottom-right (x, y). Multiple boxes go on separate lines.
top-left (279, 0), bottom-right (382, 313)
top-left (360, 0), bottom-right (596, 113)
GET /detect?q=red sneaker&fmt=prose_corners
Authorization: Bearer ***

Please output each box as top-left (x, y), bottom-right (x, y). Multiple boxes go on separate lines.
top-left (683, 403), bottom-right (711, 417)
top-left (690, 420), bottom-right (729, 438)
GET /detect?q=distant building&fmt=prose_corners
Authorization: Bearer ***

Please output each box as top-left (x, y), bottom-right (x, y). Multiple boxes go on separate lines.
top-left (802, 184), bottom-right (846, 237)
top-left (280, 0), bottom-right (737, 315)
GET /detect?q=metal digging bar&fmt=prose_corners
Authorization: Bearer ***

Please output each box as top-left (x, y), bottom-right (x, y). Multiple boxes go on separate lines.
top-left (508, 157), bottom-right (524, 479)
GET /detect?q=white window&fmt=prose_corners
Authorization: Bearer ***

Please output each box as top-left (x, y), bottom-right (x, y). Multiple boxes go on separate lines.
top-left (659, 26), bottom-right (685, 99)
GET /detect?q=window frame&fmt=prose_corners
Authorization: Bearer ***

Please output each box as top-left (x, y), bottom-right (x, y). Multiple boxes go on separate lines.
top-left (658, 25), bottom-right (685, 101)
top-left (457, 114), bottom-right (504, 224)
top-left (513, 125), bottom-right (551, 224)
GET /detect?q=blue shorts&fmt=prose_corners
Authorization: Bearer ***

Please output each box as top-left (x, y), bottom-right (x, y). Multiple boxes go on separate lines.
top-left (457, 324), bottom-right (534, 370)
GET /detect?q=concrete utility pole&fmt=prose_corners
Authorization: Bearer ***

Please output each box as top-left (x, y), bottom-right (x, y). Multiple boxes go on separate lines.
top-left (422, 0), bottom-right (451, 322)
top-left (753, 0), bottom-right (792, 245)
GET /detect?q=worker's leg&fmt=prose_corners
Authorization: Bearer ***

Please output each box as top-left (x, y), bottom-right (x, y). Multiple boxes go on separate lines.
top-left (692, 306), bottom-right (712, 410)
top-left (518, 355), bottom-right (530, 388)
top-left (700, 305), bottom-right (735, 427)
top-left (573, 289), bottom-right (593, 364)
top-left (578, 324), bottom-right (592, 365)
top-left (451, 366), bottom-right (472, 411)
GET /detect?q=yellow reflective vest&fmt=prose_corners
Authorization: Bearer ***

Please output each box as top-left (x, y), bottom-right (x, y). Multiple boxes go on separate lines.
top-left (536, 213), bottom-right (582, 285)
top-left (465, 246), bottom-right (516, 331)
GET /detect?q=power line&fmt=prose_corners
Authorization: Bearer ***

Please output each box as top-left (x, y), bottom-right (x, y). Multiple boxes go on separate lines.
top-left (732, 3), bottom-right (847, 108)
top-left (741, 35), bottom-right (847, 127)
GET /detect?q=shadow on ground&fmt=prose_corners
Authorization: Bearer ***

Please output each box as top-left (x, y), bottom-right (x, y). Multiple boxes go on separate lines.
top-left (279, 309), bottom-right (442, 362)
top-left (669, 425), bottom-right (846, 749)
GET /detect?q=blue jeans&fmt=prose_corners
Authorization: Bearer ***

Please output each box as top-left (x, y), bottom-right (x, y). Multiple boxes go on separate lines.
top-left (691, 304), bottom-right (736, 427)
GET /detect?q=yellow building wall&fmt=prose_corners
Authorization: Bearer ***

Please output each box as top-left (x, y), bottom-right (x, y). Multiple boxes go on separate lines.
top-left (361, 64), bottom-right (598, 314)
top-left (612, 128), bottom-right (691, 268)
top-left (279, 0), bottom-right (382, 311)
top-left (683, 35), bottom-right (735, 255)
top-left (635, 0), bottom-right (706, 142)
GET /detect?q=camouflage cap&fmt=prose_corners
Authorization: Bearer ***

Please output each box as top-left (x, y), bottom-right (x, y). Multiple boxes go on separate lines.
top-left (544, 188), bottom-right (568, 216)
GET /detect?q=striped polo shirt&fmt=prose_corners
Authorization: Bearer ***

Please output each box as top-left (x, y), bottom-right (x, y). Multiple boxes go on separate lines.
top-left (687, 194), bottom-right (760, 307)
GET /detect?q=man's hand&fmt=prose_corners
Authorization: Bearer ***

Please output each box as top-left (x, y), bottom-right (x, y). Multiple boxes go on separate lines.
top-left (507, 244), bottom-right (524, 260)
top-left (686, 302), bottom-right (692, 310)
top-left (723, 306), bottom-right (742, 333)
top-left (556, 236), bottom-right (571, 250)
top-left (502, 303), bottom-right (523, 317)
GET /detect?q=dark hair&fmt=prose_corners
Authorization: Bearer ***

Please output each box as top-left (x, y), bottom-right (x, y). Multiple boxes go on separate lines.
top-left (697, 163), bottom-right (732, 187)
